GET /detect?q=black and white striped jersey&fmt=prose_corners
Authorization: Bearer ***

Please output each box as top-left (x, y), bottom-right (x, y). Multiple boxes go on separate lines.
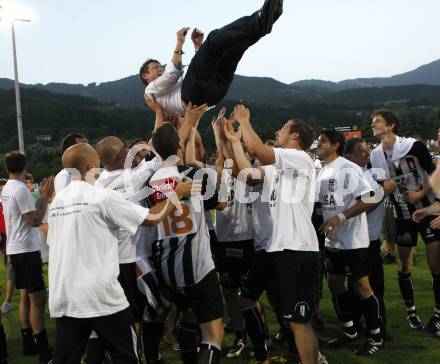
top-left (149, 165), bottom-right (218, 287)
top-left (385, 141), bottom-right (436, 220)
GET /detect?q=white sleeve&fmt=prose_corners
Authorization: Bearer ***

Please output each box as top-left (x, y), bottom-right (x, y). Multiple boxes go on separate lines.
top-left (130, 160), bottom-right (161, 189)
top-left (274, 148), bottom-right (312, 171)
top-left (103, 190), bottom-right (149, 234)
top-left (353, 169), bottom-right (374, 199)
top-left (16, 187), bottom-right (36, 215)
top-left (145, 62), bottom-right (183, 97)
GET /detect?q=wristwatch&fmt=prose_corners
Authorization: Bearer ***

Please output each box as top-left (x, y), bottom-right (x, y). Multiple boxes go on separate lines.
top-left (174, 49), bottom-right (185, 55)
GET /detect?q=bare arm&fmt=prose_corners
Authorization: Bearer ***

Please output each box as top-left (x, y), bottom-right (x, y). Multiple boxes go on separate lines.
top-left (23, 177), bottom-right (54, 227)
top-left (185, 128), bottom-right (205, 168)
top-left (224, 120), bottom-right (264, 186)
top-left (172, 27), bottom-right (190, 70)
top-left (233, 105), bottom-right (275, 165)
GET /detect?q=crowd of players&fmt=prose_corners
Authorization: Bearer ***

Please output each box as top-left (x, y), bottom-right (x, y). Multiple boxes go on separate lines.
top-left (0, 102), bottom-right (439, 364)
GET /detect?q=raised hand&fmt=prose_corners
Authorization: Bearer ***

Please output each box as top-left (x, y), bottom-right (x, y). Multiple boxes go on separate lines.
top-left (185, 102), bottom-right (209, 126)
top-left (223, 119), bottom-right (242, 143)
top-left (232, 104), bottom-right (250, 124)
top-left (144, 94), bottom-right (161, 114)
top-left (191, 28), bottom-right (204, 50)
top-left (40, 176), bottom-right (55, 200)
top-left (176, 27), bottom-right (191, 47)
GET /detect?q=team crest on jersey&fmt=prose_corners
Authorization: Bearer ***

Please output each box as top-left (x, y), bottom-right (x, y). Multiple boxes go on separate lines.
top-left (328, 178), bottom-right (336, 192)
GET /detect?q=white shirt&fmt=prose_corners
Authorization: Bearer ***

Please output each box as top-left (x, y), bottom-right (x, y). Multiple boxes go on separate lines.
top-left (1, 180), bottom-right (41, 255)
top-left (363, 168), bottom-right (386, 241)
top-left (216, 172), bottom-right (254, 242)
top-left (264, 148), bottom-right (319, 252)
top-left (54, 169), bottom-right (72, 195)
top-left (316, 157), bottom-right (372, 250)
top-left (145, 62), bottom-right (187, 115)
top-left (95, 160), bottom-right (160, 263)
top-left (251, 166), bottom-right (273, 251)
top-left (48, 181), bottom-right (149, 318)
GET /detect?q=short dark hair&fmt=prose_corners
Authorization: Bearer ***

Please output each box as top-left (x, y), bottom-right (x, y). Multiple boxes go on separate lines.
top-left (62, 132), bottom-right (86, 152)
top-left (289, 119), bottom-right (315, 150)
top-left (129, 138), bottom-right (146, 149)
top-left (5, 151), bottom-right (26, 174)
top-left (139, 59), bottom-right (160, 86)
top-left (152, 123), bottom-right (179, 160)
top-left (371, 109), bottom-right (399, 134)
top-left (25, 173), bottom-right (33, 182)
top-left (0, 178), bottom-right (7, 186)
top-left (320, 129), bottom-right (345, 156)
top-left (343, 137), bottom-right (365, 156)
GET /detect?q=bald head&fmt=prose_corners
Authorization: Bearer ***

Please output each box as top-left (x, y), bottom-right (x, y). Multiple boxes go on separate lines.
top-left (62, 143), bottom-right (100, 180)
top-left (96, 136), bottom-right (127, 170)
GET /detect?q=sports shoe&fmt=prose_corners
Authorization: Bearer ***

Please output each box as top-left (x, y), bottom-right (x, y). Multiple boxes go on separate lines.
top-left (425, 315), bottom-right (440, 337)
top-left (1, 303), bottom-right (12, 314)
top-left (226, 338), bottom-right (246, 358)
top-left (327, 330), bottom-right (358, 348)
top-left (163, 332), bottom-right (180, 352)
top-left (258, 0), bottom-right (284, 34)
top-left (354, 338), bottom-right (383, 356)
top-left (407, 313), bottom-right (424, 331)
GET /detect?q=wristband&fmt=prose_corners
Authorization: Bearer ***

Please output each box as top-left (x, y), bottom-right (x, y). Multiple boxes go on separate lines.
top-left (337, 212), bottom-right (346, 223)
top-left (174, 49), bottom-right (185, 55)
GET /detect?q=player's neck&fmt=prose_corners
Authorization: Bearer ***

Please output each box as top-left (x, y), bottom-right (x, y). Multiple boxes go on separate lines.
top-left (324, 154), bottom-right (338, 165)
top-left (381, 133), bottom-right (396, 151)
top-left (8, 172), bottom-right (26, 183)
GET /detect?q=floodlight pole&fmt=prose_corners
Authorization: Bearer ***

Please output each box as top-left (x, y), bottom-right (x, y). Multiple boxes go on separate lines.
top-left (11, 20), bottom-right (26, 154)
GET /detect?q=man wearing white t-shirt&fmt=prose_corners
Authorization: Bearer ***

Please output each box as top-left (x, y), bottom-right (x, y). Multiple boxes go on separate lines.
top-left (139, 0), bottom-right (283, 115)
top-left (316, 129), bottom-right (383, 356)
top-left (227, 105), bottom-right (321, 364)
top-left (1, 151), bottom-right (54, 363)
top-left (47, 143), bottom-right (194, 364)
top-left (54, 132), bottom-right (88, 195)
top-left (344, 137), bottom-right (397, 338)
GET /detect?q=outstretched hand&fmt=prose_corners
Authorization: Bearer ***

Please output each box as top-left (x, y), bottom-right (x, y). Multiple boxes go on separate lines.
top-left (144, 94), bottom-right (161, 114)
top-left (232, 104), bottom-right (250, 124)
top-left (223, 119), bottom-right (241, 143)
top-left (186, 102), bottom-right (209, 126)
top-left (176, 27), bottom-right (191, 47)
top-left (191, 28), bottom-right (204, 50)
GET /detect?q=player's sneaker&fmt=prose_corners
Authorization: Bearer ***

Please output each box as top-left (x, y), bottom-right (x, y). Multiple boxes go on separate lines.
top-left (226, 338), bottom-right (246, 358)
top-left (354, 338), bottom-right (383, 356)
top-left (407, 313), bottom-right (424, 331)
top-left (318, 352), bottom-right (329, 364)
top-left (1, 302), bottom-right (12, 314)
top-left (327, 330), bottom-right (358, 348)
top-left (425, 315), bottom-right (440, 337)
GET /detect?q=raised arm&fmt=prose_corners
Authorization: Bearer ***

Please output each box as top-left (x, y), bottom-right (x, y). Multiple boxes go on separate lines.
top-left (185, 127), bottom-right (205, 169)
top-left (23, 176), bottom-right (54, 227)
top-left (232, 105), bottom-right (275, 165)
top-left (172, 27), bottom-right (190, 69)
top-left (223, 120), bottom-right (264, 186)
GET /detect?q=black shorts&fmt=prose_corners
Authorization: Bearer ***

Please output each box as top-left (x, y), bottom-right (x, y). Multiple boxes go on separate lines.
top-left (395, 217), bottom-right (440, 247)
top-left (215, 239), bottom-right (255, 288)
top-left (324, 247), bottom-right (370, 279)
top-left (240, 250), bottom-right (271, 302)
top-left (10, 251), bottom-right (45, 293)
top-left (170, 269), bottom-right (224, 324)
top-left (54, 308), bottom-right (138, 364)
top-left (269, 250), bottom-right (319, 324)
top-left (118, 263), bottom-right (146, 322)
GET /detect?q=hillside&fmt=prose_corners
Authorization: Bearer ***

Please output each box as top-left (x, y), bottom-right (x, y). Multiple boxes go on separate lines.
top-left (1, 58), bottom-right (440, 107)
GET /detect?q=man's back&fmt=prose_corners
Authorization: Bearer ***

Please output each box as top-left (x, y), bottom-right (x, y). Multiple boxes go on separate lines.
top-left (47, 180), bottom-right (148, 318)
top-left (1, 179), bottom-right (40, 255)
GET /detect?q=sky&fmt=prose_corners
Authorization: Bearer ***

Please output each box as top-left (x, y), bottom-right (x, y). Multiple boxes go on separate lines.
top-left (0, 0), bottom-right (439, 85)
